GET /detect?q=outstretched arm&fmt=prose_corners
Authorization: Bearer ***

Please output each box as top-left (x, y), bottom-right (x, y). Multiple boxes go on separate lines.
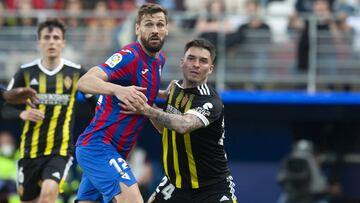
top-left (136, 104), bottom-right (204, 134)
top-left (77, 66), bottom-right (148, 111)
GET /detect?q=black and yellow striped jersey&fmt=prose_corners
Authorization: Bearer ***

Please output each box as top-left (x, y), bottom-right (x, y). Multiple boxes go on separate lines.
top-left (162, 80), bottom-right (231, 189)
top-left (8, 58), bottom-right (85, 159)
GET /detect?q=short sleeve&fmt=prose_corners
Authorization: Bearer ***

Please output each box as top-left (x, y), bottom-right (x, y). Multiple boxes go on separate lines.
top-left (185, 95), bottom-right (223, 127)
top-left (97, 49), bottom-right (136, 82)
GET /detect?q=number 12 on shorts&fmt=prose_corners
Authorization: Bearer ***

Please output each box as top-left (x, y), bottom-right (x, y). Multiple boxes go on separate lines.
top-left (109, 158), bottom-right (131, 180)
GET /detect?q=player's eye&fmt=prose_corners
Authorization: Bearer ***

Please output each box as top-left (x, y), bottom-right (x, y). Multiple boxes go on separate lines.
top-left (187, 56), bottom-right (195, 61)
top-left (157, 23), bottom-right (165, 28)
top-left (145, 23), bottom-right (154, 27)
top-left (200, 58), bottom-right (209, 64)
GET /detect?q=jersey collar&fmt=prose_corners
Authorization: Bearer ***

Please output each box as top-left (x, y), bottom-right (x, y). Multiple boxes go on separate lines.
top-left (37, 58), bottom-right (64, 76)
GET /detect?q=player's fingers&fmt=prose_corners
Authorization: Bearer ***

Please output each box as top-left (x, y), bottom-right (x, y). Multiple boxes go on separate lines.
top-left (122, 100), bottom-right (136, 112)
top-left (30, 109), bottom-right (45, 119)
top-left (121, 110), bottom-right (135, 115)
top-left (26, 100), bottom-right (36, 108)
top-left (132, 95), bottom-right (145, 106)
top-left (27, 87), bottom-right (37, 95)
top-left (30, 95), bottom-right (40, 104)
top-left (134, 86), bottom-right (147, 92)
top-left (119, 103), bottom-right (131, 111)
top-left (132, 100), bottom-right (145, 111)
top-left (122, 98), bottom-right (131, 106)
top-left (136, 91), bottom-right (148, 103)
top-left (29, 114), bottom-right (42, 122)
top-left (31, 98), bottom-right (40, 105)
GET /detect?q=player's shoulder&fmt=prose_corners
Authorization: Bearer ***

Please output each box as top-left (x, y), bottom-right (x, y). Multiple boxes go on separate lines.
top-left (196, 83), bottom-right (222, 104)
top-left (196, 83), bottom-right (218, 97)
top-left (63, 58), bottom-right (81, 69)
top-left (104, 48), bottom-right (137, 68)
top-left (114, 44), bottom-right (139, 60)
top-left (20, 58), bottom-right (39, 69)
top-left (121, 42), bottom-right (140, 56)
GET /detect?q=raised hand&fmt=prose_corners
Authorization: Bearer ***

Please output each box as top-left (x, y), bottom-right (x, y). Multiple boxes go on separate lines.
top-left (158, 80), bottom-right (177, 99)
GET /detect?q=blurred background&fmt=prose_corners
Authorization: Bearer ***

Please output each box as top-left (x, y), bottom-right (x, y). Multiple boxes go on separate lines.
top-left (1, 0), bottom-right (360, 202)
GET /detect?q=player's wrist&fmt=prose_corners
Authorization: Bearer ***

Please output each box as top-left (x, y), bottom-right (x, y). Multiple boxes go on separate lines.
top-left (19, 111), bottom-right (27, 120)
top-left (143, 105), bottom-right (153, 117)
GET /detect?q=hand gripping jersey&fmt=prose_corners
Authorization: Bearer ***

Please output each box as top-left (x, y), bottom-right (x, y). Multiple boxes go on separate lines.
top-left (77, 42), bottom-right (166, 158)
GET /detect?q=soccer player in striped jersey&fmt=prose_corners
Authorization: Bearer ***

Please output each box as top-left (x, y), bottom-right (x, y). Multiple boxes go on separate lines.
top-left (128, 39), bottom-right (237, 203)
top-left (75, 3), bottom-right (168, 203)
top-left (2, 19), bottom-right (96, 203)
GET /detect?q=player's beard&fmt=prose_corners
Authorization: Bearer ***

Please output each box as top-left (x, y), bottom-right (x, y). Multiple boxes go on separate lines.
top-left (141, 35), bottom-right (165, 54)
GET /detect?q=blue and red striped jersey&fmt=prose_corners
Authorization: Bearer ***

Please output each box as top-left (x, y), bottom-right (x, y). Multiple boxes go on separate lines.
top-left (76, 42), bottom-right (165, 158)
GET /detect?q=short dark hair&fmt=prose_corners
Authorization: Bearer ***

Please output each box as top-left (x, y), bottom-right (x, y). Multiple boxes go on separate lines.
top-left (184, 39), bottom-right (216, 62)
top-left (37, 19), bottom-right (66, 40)
top-left (136, 3), bottom-right (168, 25)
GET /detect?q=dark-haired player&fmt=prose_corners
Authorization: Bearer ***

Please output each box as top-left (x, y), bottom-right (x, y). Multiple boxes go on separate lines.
top-left (4, 18), bottom-right (96, 203)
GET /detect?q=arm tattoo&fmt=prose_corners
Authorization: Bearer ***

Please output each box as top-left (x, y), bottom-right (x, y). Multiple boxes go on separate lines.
top-left (147, 107), bottom-right (204, 134)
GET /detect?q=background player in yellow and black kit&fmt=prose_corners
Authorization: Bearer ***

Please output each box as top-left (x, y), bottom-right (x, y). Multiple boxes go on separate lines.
top-left (126, 39), bottom-right (237, 203)
top-left (2, 19), bottom-right (96, 203)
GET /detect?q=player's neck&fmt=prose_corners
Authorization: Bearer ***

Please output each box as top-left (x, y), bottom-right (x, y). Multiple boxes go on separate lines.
top-left (144, 50), bottom-right (158, 58)
top-left (183, 80), bottom-right (207, 89)
top-left (41, 57), bottom-right (61, 70)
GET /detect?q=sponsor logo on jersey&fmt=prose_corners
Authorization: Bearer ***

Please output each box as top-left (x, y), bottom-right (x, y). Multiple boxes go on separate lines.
top-left (105, 53), bottom-right (123, 68)
top-left (194, 106), bottom-right (210, 117)
top-left (202, 102), bottom-right (213, 110)
top-left (38, 93), bottom-right (70, 105)
top-left (166, 105), bottom-right (182, 115)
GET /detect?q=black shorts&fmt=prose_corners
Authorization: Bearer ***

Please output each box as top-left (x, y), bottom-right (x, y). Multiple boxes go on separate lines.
top-left (17, 155), bottom-right (73, 201)
top-left (149, 176), bottom-right (237, 203)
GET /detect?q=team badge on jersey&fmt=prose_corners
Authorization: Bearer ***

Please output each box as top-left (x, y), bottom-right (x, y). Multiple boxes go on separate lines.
top-left (181, 94), bottom-right (189, 108)
top-left (64, 76), bottom-right (72, 89)
top-left (105, 53), bottom-right (123, 68)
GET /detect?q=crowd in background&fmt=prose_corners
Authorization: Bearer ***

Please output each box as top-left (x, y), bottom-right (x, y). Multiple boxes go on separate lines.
top-left (1, 0), bottom-right (360, 91)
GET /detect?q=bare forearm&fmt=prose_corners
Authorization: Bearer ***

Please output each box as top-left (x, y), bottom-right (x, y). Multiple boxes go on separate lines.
top-left (144, 107), bottom-right (200, 134)
top-left (149, 117), bottom-right (164, 134)
top-left (77, 74), bottom-right (117, 95)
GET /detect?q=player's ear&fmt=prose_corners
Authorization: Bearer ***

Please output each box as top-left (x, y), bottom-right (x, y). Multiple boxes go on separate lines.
top-left (209, 64), bottom-right (214, 74)
top-left (135, 24), bottom-right (140, 36)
